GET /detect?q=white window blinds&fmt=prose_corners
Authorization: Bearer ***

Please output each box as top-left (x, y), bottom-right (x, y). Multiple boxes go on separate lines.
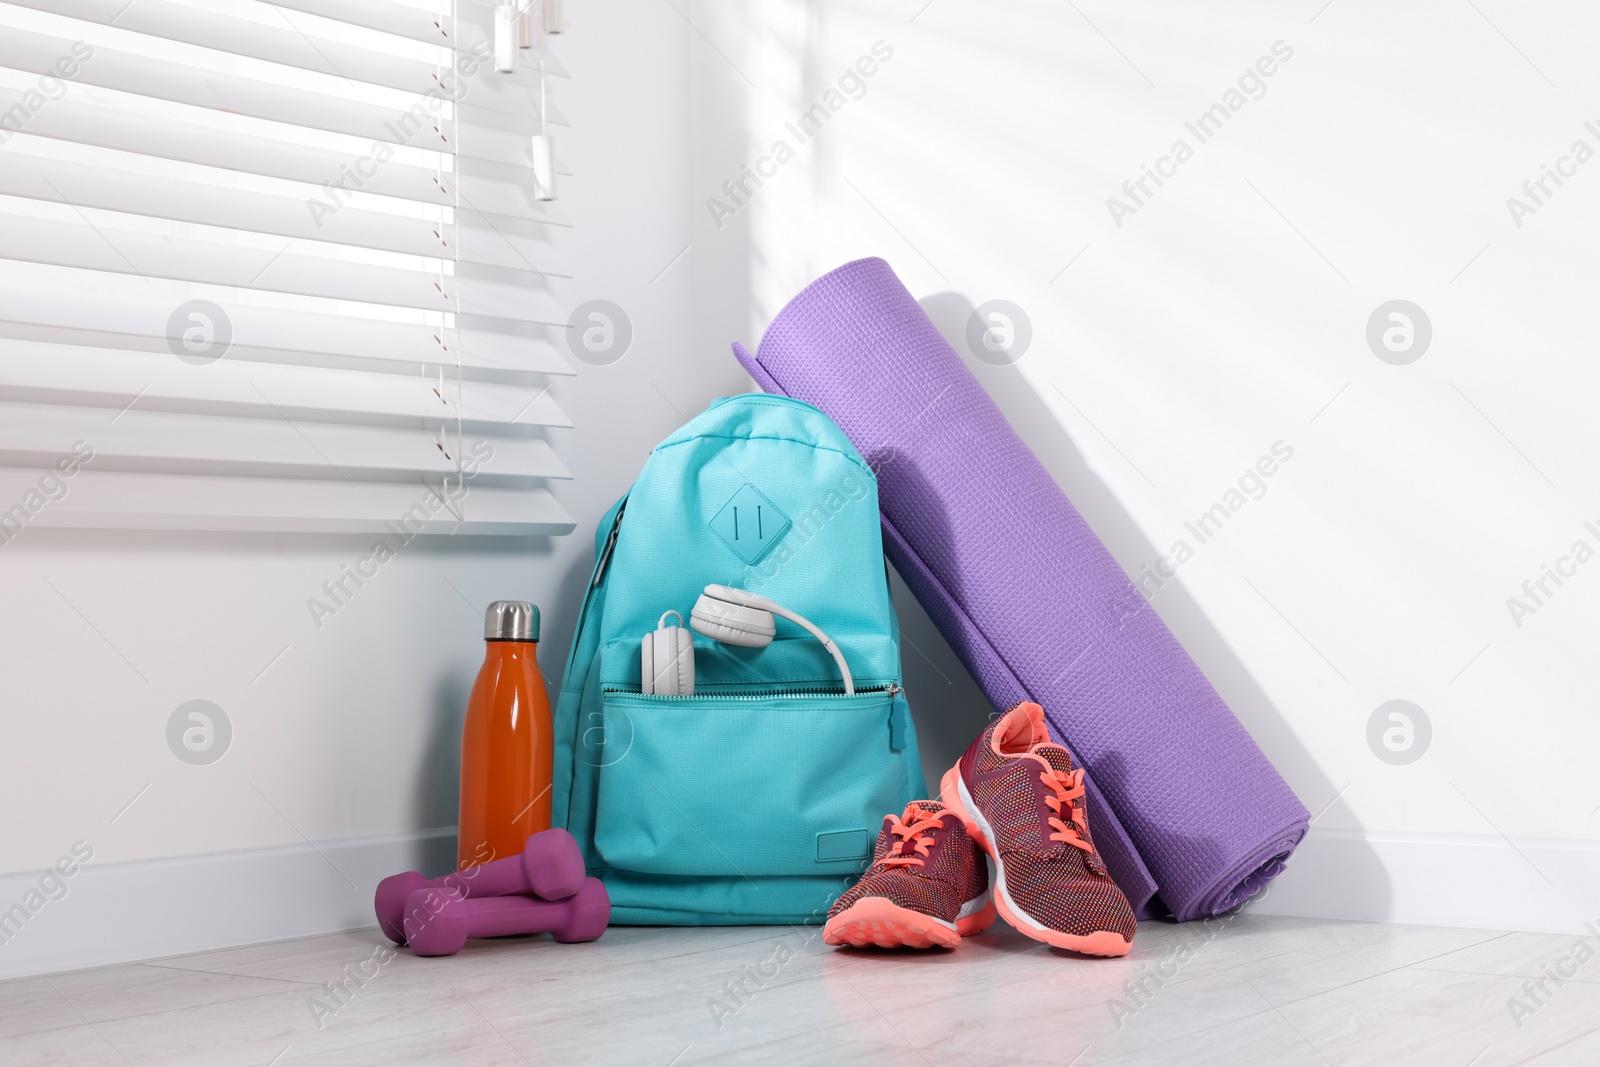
top-left (0, 0), bottom-right (576, 535)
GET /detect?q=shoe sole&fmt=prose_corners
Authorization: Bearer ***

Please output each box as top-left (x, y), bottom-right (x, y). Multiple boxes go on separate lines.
top-left (940, 764), bottom-right (1133, 958)
top-left (823, 896), bottom-right (964, 949)
top-left (955, 892), bottom-right (999, 937)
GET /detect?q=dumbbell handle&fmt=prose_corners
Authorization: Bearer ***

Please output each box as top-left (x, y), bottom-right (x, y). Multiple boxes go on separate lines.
top-left (456, 854), bottom-right (538, 898)
top-left (460, 896), bottom-right (564, 937)
top-left (406, 878), bottom-right (609, 956)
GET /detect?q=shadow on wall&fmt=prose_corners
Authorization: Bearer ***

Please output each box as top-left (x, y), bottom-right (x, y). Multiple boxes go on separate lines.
top-left (413, 666), bottom-right (471, 843)
top-left (890, 564), bottom-right (995, 789)
top-left (892, 291), bottom-right (1389, 918)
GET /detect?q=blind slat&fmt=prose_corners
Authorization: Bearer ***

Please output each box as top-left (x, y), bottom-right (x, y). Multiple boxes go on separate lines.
top-left (0, 340), bottom-right (573, 431)
top-left (3, 0), bottom-right (573, 121)
top-left (0, 151), bottom-right (570, 273)
top-left (0, 401), bottom-right (572, 482)
top-left (0, 261), bottom-right (574, 379)
top-left (0, 468), bottom-right (577, 535)
top-left (0, 28), bottom-right (569, 162)
top-left (272, 0), bottom-right (453, 49)
top-left (268, 0), bottom-right (571, 78)
top-left (0, 212), bottom-right (564, 322)
top-left (5, 95), bottom-right (574, 221)
top-left (8, 0), bottom-right (454, 96)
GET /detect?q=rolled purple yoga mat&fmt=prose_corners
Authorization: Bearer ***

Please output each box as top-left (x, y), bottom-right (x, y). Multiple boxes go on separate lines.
top-left (733, 258), bottom-right (1308, 922)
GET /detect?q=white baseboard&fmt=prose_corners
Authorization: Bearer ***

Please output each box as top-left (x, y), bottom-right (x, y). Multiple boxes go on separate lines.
top-left (5, 826), bottom-right (1598, 980)
top-left (0, 829), bottom-right (455, 981)
top-left (1247, 827), bottom-right (1600, 935)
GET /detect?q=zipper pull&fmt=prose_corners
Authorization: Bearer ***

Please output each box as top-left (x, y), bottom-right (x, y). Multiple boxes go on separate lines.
top-left (888, 685), bottom-right (908, 751)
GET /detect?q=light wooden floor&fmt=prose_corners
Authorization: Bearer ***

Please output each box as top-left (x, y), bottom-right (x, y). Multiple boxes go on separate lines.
top-left (4, 914), bottom-right (1598, 1065)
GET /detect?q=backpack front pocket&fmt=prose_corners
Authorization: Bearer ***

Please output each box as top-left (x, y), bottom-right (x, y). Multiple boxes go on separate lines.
top-left (593, 689), bottom-right (905, 878)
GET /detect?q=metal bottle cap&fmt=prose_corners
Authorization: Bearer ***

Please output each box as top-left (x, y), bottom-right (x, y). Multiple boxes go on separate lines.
top-left (484, 600), bottom-right (539, 641)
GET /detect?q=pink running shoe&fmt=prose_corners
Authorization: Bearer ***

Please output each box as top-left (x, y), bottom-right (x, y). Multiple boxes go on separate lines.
top-left (942, 702), bottom-right (1136, 957)
top-left (823, 800), bottom-right (996, 949)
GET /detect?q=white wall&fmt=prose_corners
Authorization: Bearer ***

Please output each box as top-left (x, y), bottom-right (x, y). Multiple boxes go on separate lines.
top-left (688, 0), bottom-right (1600, 934)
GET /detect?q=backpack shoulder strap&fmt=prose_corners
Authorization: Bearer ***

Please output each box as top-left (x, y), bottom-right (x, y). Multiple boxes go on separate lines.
top-left (552, 493), bottom-right (626, 829)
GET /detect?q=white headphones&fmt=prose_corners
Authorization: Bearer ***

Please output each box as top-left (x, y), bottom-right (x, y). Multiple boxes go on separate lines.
top-left (640, 610), bottom-right (695, 696)
top-left (639, 584), bottom-right (854, 696)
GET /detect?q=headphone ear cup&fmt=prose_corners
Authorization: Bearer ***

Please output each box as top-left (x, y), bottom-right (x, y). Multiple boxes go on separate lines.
top-left (642, 626), bottom-right (695, 695)
top-left (670, 627), bottom-right (694, 694)
top-left (690, 596), bottom-right (776, 648)
top-left (689, 615), bottom-right (744, 646)
top-left (640, 630), bottom-right (657, 694)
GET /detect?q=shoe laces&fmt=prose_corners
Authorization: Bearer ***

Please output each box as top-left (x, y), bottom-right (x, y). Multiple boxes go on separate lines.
top-left (881, 808), bottom-right (947, 868)
top-left (1029, 755), bottom-right (1093, 853)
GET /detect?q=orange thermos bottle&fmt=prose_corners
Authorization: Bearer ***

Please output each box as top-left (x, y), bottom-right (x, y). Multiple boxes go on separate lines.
top-left (457, 601), bottom-right (553, 871)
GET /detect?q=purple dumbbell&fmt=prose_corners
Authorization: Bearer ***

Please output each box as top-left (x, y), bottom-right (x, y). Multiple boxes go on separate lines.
top-left (375, 827), bottom-right (586, 944)
top-left (403, 877), bottom-right (610, 956)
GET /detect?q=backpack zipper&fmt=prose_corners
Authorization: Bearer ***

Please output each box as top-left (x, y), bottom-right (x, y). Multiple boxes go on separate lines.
top-left (604, 683), bottom-right (902, 701)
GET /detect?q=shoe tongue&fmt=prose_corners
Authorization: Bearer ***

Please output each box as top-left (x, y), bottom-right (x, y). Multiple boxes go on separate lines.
top-left (904, 800), bottom-right (946, 821)
top-left (1032, 743), bottom-right (1075, 775)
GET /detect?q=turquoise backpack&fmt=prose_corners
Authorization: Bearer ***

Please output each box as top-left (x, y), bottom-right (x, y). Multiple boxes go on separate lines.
top-left (553, 394), bottom-right (927, 924)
